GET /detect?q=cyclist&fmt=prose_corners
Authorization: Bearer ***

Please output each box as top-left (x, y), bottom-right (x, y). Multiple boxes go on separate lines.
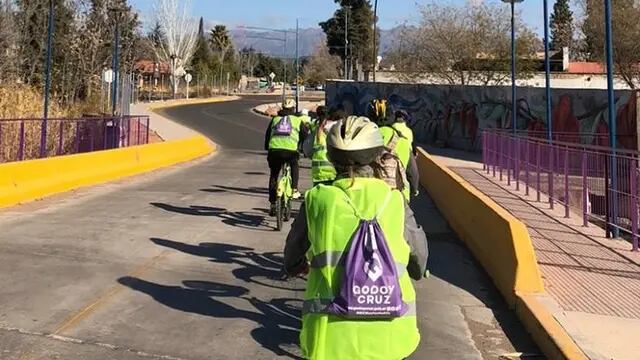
top-left (264, 99), bottom-right (306, 216)
top-left (284, 115), bottom-right (428, 360)
top-left (367, 99), bottom-right (419, 199)
top-left (302, 106), bottom-right (344, 186)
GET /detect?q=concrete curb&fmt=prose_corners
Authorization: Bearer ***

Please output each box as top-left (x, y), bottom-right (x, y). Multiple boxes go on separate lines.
top-left (415, 147), bottom-right (588, 360)
top-left (146, 96), bottom-right (240, 111)
top-left (0, 136), bottom-right (214, 209)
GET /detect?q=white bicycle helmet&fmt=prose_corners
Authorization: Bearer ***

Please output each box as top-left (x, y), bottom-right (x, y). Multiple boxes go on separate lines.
top-left (327, 116), bottom-right (384, 166)
top-left (282, 98), bottom-right (296, 109)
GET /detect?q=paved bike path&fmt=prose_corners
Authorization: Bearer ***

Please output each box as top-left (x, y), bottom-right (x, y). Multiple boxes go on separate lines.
top-left (0, 97), bottom-right (538, 359)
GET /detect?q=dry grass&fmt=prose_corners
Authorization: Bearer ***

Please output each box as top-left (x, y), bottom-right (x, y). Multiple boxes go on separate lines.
top-left (0, 85), bottom-right (110, 162)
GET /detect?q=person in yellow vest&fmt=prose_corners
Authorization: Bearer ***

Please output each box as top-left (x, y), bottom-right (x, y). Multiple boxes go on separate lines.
top-left (394, 110), bottom-right (414, 144)
top-left (302, 106), bottom-right (344, 186)
top-left (284, 116), bottom-right (428, 360)
top-left (264, 99), bottom-right (307, 216)
top-left (367, 99), bottom-right (419, 199)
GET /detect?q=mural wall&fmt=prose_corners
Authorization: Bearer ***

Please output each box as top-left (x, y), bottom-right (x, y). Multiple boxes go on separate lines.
top-left (326, 81), bottom-right (639, 151)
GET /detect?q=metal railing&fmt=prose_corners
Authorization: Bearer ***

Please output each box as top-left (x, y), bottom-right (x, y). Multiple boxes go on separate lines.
top-left (0, 116), bottom-right (150, 163)
top-left (483, 130), bottom-right (639, 251)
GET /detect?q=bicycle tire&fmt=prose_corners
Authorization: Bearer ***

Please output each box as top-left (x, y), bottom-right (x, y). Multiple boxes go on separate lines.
top-left (284, 199), bottom-right (292, 222)
top-left (276, 197), bottom-right (283, 231)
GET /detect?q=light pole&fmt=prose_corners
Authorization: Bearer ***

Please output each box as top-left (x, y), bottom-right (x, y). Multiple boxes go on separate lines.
top-left (502, 0), bottom-right (524, 134)
top-left (42, 0), bottom-right (54, 158)
top-left (109, 6), bottom-right (124, 115)
top-left (170, 54), bottom-right (177, 100)
top-left (295, 19), bottom-right (300, 113)
top-left (604, 0), bottom-right (618, 238)
top-left (344, 5), bottom-right (350, 80)
top-left (372, 0), bottom-right (379, 82)
top-left (543, 0), bottom-right (552, 141)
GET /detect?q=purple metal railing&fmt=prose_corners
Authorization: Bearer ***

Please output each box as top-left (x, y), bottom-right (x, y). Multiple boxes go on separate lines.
top-left (0, 115), bottom-right (150, 163)
top-left (483, 130), bottom-right (640, 252)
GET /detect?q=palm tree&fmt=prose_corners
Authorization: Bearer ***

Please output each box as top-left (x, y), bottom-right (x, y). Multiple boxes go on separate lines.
top-left (210, 25), bottom-right (233, 91)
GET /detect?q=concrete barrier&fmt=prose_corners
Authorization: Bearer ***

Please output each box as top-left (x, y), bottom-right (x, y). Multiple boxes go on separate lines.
top-left (416, 148), bottom-right (544, 303)
top-left (416, 148), bottom-right (588, 360)
top-left (0, 136), bottom-right (214, 209)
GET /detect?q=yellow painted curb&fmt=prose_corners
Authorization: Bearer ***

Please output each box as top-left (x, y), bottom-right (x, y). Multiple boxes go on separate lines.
top-left (415, 148), bottom-right (587, 360)
top-left (147, 96), bottom-right (240, 111)
top-left (0, 136), bottom-right (214, 209)
top-left (415, 148), bottom-right (543, 302)
top-left (516, 293), bottom-right (589, 360)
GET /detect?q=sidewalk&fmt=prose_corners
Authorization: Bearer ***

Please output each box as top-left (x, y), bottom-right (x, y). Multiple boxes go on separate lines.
top-left (425, 145), bottom-right (640, 360)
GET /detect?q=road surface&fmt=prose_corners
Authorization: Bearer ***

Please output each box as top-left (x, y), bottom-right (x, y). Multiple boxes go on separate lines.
top-left (0, 96), bottom-right (540, 359)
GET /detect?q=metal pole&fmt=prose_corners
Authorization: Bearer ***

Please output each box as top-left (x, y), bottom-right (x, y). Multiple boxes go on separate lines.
top-left (510, 2), bottom-right (517, 135)
top-left (372, 0), bottom-right (378, 82)
top-left (544, 0), bottom-right (552, 141)
top-left (345, 6), bottom-right (349, 80)
top-left (295, 19), bottom-right (300, 113)
top-left (282, 33), bottom-right (287, 105)
top-left (112, 18), bottom-right (120, 115)
top-left (605, 0), bottom-right (619, 237)
top-left (42, 0), bottom-right (54, 158)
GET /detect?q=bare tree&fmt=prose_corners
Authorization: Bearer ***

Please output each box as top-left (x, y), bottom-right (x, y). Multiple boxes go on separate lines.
top-left (154, 0), bottom-right (198, 98)
top-left (386, 2), bottom-right (538, 86)
top-left (303, 43), bottom-right (341, 85)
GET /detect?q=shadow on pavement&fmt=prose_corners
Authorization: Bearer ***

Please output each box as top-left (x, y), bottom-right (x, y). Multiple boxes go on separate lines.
top-left (150, 239), bottom-right (305, 292)
top-left (150, 203), bottom-right (274, 231)
top-left (200, 185), bottom-right (270, 198)
top-left (410, 190), bottom-right (540, 355)
top-left (117, 276), bottom-right (303, 359)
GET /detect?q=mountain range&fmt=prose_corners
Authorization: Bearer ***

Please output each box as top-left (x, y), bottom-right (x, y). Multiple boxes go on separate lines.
top-left (229, 27), bottom-right (401, 58)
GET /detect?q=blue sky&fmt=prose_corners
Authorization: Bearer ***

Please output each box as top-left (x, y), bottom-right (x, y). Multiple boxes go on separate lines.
top-left (130, 0), bottom-right (567, 33)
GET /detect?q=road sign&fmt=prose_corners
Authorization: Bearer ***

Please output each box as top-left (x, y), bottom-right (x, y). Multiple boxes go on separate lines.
top-left (185, 73), bottom-right (193, 83)
top-left (269, 72), bottom-right (276, 80)
top-left (103, 69), bottom-right (114, 84)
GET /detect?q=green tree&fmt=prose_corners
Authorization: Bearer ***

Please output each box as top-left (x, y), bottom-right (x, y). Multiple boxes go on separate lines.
top-left (320, 0), bottom-right (377, 73)
top-left (209, 25), bottom-right (237, 86)
top-left (580, 0), bottom-right (640, 88)
top-left (550, 0), bottom-right (573, 51)
top-left (191, 17), bottom-right (213, 77)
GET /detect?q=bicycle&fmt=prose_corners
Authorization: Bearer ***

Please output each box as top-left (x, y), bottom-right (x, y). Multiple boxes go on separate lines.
top-left (275, 163), bottom-right (293, 231)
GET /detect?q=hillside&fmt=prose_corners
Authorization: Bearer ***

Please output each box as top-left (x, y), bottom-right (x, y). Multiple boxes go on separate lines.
top-left (229, 27), bottom-right (399, 58)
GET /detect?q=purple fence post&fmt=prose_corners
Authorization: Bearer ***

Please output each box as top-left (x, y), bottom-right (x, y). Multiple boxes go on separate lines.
top-left (483, 132), bottom-right (487, 171)
top-left (537, 142), bottom-right (541, 202)
top-left (90, 121), bottom-right (95, 152)
top-left (632, 158), bottom-right (638, 251)
top-left (564, 147), bottom-right (570, 218)
top-left (507, 137), bottom-right (512, 186)
top-left (103, 119), bottom-right (108, 151)
top-left (582, 151), bottom-right (589, 227)
top-left (40, 119), bottom-right (47, 158)
top-left (499, 135), bottom-right (504, 181)
top-left (136, 117), bottom-right (141, 145)
top-left (493, 132), bottom-right (497, 177)
top-left (525, 140), bottom-right (530, 196)
top-left (127, 117), bottom-right (131, 147)
top-left (0, 122), bottom-right (3, 162)
top-left (18, 120), bottom-right (25, 161)
top-left (57, 121), bottom-right (64, 155)
top-left (145, 117), bottom-right (150, 144)
top-left (515, 137), bottom-right (520, 191)
top-left (75, 121), bottom-right (81, 153)
top-left (549, 144), bottom-right (554, 209)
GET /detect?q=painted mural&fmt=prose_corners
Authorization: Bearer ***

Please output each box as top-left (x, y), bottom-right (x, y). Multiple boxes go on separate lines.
top-left (326, 81), bottom-right (639, 151)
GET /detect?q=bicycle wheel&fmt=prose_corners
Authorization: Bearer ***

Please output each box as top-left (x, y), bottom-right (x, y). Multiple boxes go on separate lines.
top-left (283, 199), bottom-right (292, 222)
top-left (275, 196), bottom-right (283, 231)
